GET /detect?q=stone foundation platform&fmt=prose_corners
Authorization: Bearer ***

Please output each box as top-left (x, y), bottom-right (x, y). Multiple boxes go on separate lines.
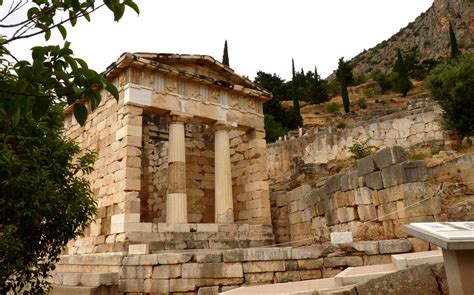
top-left (135, 223), bottom-right (275, 252)
top-left (54, 238), bottom-right (424, 294)
top-left (68, 223), bottom-right (275, 255)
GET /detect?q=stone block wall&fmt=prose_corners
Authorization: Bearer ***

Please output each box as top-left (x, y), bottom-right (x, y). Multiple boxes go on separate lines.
top-left (231, 128), bottom-right (271, 225)
top-left (140, 117), bottom-right (271, 225)
top-left (54, 241), bottom-right (418, 294)
top-left (141, 116), bottom-right (216, 223)
top-left (64, 83), bottom-right (146, 254)
top-left (267, 104), bottom-right (445, 181)
top-left (271, 146), bottom-right (441, 244)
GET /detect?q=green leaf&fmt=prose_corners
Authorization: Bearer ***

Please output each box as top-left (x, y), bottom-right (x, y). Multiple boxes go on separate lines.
top-left (32, 96), bottom-right (51, 119)
top-left (12, 100), bottom-right (20, 127)
top-left (76, 58), bottom-right (88, 69)
top-left (124, 0), bottom-right (140, 14)
top-left (31, 47), bottom-right (45, 61)
top-left (44, 29), bottom-right (51, 41)
top-left (105, 82), bottom-right (119, 101)
top-left (73, 103), bottom-right (88, 125)
top-left (82, 9), bottom-right (91, 22)
top-left (57, 24), bottom-right (67, 39)
top-left (64, 55), bottom-right (78, 71)
top-left (112, 4), bottom-right (125, 21)
top-left (15, 79), bottom-right (29, 92)
top-left (27, 7), bottom-right (39, 19)
top-left (70, 11), bottom-right (77, 26)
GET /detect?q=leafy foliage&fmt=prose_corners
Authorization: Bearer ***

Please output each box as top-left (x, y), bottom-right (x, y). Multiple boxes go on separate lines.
top-left (0, 0), bottom-right (139, 126)
top-left (327, 78), bottom-right (340, 97)
top-left (371, 71), bottom-right (391, 93)
top-left (336, 57), bottom-right (353, 113)
top-left (357, 97), bottom-right (367, 109)
top-left (264, 114), bottom-right (287, 143)
top-left (325, 102), bottom-right (341, 113)
top-left (336, 121), bottom-right (346, 129)
top-left (348, 139), bottom-right (379, 159)
top-left (0, 107), bottom-right (96, 293)
top-left (425, 54), bottom-right (474, 137)
top-left (0, 0), bottom-right (139, 292)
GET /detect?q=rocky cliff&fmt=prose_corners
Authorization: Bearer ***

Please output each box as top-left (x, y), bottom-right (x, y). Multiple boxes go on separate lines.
top-left (349, 0), bottom-right (473, 76)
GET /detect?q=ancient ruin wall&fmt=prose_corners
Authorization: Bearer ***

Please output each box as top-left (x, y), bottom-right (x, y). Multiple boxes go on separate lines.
top-left (140, 118), bottom-right (271, 225)
top-left (271, 147), bottom-right (474, 246)
top-left (267, 105), bottom-right (444, 181)
top-left (271, 147), bottom-right (440, 245)
top-left (141, 117), bottom-right (216, 223)
top-left (64, 84), bottom-right (144, 254)
top-left (54, 241), bottom-right (419, 294)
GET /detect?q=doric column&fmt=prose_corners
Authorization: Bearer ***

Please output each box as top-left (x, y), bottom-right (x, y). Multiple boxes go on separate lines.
top-left (214, 123), bottom-right (234, 224)
top-left (166, 115), bottom-right (187, 223)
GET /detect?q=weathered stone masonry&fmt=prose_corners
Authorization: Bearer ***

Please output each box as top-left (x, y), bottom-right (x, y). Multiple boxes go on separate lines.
top-left (267, 104), bottom-right (445, 180)
top-left (63, 53), bottom-right (273, 254)
top-left (271, 147), bottom-right (474, 247)
top-left (53, 242), bottom-right (417, 294)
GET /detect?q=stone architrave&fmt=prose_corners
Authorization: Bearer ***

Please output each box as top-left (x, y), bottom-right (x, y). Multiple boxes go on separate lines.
top-left (214, 122), bottom-right (234, 224)
top-left (166, 115), bottom-right (190, 224)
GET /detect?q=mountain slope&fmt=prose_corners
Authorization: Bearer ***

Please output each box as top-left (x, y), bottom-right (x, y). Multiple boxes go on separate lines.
top-left (349, 0), bottom-right (473, 76)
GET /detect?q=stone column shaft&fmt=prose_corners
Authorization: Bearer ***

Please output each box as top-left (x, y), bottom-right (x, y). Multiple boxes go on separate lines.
top-left (166, 117), bottom-right (187, 223)
top-left (215, 125), bottom-right (234, 224)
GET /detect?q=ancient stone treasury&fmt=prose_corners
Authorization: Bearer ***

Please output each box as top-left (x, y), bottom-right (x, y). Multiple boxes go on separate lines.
top-left (53, 53), bottom-right (474, 295)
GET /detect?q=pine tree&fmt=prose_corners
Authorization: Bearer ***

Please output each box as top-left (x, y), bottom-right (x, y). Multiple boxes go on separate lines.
top-left (336, 57), bottom-right (353, 113)
top-left (222, 40), bottom-right (230, 66)
top-left (392, 49), bottom-right (412, 97)
top-left (449, 22), bottom-right (461, 59)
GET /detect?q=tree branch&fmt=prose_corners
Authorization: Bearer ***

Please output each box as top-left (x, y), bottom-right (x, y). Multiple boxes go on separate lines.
top-left (0, 0), bottom-right (30, 27)
top-left (2, 3), bottom-right (104, 45)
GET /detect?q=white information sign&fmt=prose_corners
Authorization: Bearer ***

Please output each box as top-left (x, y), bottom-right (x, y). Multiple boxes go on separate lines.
top-left (410, 222), bottom-right (474, 241)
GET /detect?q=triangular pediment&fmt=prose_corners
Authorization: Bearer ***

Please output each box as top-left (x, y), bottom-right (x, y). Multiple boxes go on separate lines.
top-left (104, 52), bottom-right (270, 98)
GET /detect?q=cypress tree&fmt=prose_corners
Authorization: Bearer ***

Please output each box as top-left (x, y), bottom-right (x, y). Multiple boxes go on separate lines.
top-left (336, 57), bottom-right (353, 113)
top-left (311, 66), bottom-right (329, 104)
top-left (222, 40), bottom-right (230, 66)
top-left (449, 22), bottom-right (461, 59)
top-left (291, 58), bottom-right (302, 128)
top-left (392, 49), bottom-right (412, 97)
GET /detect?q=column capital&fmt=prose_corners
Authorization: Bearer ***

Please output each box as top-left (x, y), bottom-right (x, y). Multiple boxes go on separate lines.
top-left (213, 120), bottom-right (237, 131)
top-left (167, 111), bottom-right (193, 124)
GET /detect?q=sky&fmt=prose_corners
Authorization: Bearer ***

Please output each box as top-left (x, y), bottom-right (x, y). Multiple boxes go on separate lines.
top-left (3, 0), bottom-right (433, 80)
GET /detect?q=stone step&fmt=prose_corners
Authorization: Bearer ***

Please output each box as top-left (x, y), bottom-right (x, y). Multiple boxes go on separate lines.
top-left (391, 250), bottom-right (443, 270)
top-left (51, 272), bottom-right (118, 287)
top-left (49, 284), bottom-right (118, 295)
top-left (334, 263), bottom-right (396, 287)
top-left (220, 278), bottom-right (336, 295)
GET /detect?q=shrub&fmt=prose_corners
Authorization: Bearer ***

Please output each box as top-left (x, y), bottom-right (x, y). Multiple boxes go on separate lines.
top-left (407, 149), bottom-right (428, 160)
top-left (326, 102), bottom-right (341, 113)
top-left (373, 72), bottom-right (392, 93)
top-left (336, 121), bottom-right (346, 129)
top-left (362, 87), bottom-right (375, 98)
top-left (357, 97), bottom-right (367, 109)
top-left (424, 54), bottom-right (474, 137)
top-left (348, 139), bottom-right (379, 159)
top-left (352, 74), bottom-right (368, 86)
top-left (264, 114), bottom-right (288, 143)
